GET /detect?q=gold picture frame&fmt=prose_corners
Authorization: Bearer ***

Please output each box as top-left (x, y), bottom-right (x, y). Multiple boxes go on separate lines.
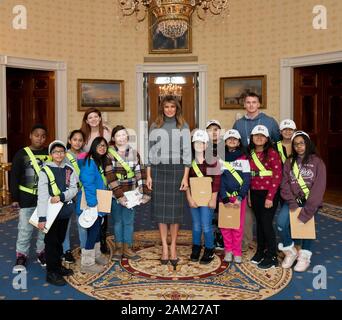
top-left (77, 79), bottom-right (124, 111)
top-left (148, 13), bottom-right (192, 54)
top-left (220, 75), bottom-right (267, 109)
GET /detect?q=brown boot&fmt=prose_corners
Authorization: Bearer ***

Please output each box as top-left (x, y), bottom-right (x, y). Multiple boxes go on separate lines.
top-left (123, 243), bottom-right (141, 261)
top-left (111, 242), bottom-right (123, 261)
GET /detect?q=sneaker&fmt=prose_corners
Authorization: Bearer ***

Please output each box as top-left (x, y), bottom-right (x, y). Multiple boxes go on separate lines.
top-left (258, 256), bottom-right (278, 270)
top-left (294, 250), bottom-right (312, 272)
top-left (215, 232), bottom-right (224, 250)
top-left (62, 250), bottom-right (76, 264)
top-left (223, 252), bottom-right (233, 263)
top-left (37, 251), bottom-right (46, 267)
top-left (13, 254), bottom-right (27, 271)
top-left (190, 245), bottom-right (202, 262)
top-left (251, 250), bottom-right (265, 264)
top-left (58, 265), bottom-right (74, 277)
top-left (46, 271), bottom-right (66, 286)
top-left (200, 248), bottom-right (215, 265)
top-left (234, 256), bottom-right (242, 264)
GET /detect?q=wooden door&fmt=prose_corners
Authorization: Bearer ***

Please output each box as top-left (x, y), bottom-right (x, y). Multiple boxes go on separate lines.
top-left (294, 64), bottom-right (342, 189)
top-left (6, 68), bottom-right (55, 161)
top-left (147, 73), bottom-right (196, 131)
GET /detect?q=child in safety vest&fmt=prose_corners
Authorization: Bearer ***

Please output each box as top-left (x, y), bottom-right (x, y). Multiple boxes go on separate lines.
top-left (105, 125), bottom-right (151, 262)
top-left (248, 125), bottom-right (282, 270)
top-left (11, 124), bottom-right (49, 271)
top-left (37, 140), bottom-right (78, 286)
top-left (61, 130), bottom-right (85, 264)
top-left (277, 131), bottom-right (326, 272)
top-left (186, 129), bottom-right (221, 265)
top-left (219, 129), bottom-right (250, 264)
top-left (276, 119), bottom-right (297, 164)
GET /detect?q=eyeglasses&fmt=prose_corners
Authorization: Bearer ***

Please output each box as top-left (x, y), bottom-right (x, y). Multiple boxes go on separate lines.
top-left (97, 144), bottom-right (107, 148)
top-left (293, 141), bottom-right (305, 147)
top-left (51, 150), bottom-right (65, 155)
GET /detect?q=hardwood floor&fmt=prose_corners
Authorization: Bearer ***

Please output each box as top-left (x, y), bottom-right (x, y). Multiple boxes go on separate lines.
top-left (324, 188), bottom-right (342, 207)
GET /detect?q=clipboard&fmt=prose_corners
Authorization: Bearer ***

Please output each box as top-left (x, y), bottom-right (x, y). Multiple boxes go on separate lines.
top-left (290, 207), bottom-right (316, 239)
top-left (81, 189), bottom-right (113, 213)
top-left (29, 198), bottom-right (63, 234)
top-left (189, 177), bottom-right (212, 207)
top-left (218, 203), bottom-right (240, 229)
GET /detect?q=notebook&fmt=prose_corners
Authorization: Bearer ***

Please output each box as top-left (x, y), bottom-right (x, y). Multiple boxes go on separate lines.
top-left (189, 177), bottom-right (212, 207)
top-left (218, 203), bottom-right (240, 229)
top-left (290, 207), bottom-right (316, 239)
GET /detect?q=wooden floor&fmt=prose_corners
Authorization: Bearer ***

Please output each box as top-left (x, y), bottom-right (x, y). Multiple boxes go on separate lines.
top-left (324, 188), bottom-right (342, 207)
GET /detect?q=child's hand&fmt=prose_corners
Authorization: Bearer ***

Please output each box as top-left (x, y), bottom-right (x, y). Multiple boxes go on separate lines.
top-left (38, 222), bottom-right (46, 231)
top-left (146, 176), bottom-right (153, 190)
top-left (208, 199), bottom-right (216, 209)
top-left (188, 199), bottom-right (198, 208)
top-left (50, 196), bottom-right (60, 203)
top-left (233, 199), bottom-right (241, 208)
top-left (264, 199), bottom-right (273, 209)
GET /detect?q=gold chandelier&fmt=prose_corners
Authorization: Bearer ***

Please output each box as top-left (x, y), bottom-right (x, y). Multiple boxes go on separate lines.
top-left (155, 76), bottom-right (185, 99)
top-left (118, 0), bottom-right (229, 39)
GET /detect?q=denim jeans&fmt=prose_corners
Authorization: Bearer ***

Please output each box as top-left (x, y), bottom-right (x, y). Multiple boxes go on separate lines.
top-left (62, 216), bottom-right (88, 252)
top-left (190, 206), bottom-right (214, 249)
top-left (16, 207), bottom-right (45, 256)
top-left (277, 202), bottom-right (313, 251)
top-left (111, 199), bottom-right (135, 245)
top-left (85, 217), bottom-right (102, 250)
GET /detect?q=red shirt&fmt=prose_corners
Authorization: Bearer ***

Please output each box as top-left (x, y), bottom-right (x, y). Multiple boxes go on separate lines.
top-left (249, 148), bottom-right (282, 201)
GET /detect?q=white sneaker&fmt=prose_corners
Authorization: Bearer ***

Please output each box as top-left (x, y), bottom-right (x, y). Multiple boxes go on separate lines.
top-left (278, 243), bottom-right (298, 269)
top-left (224, 252), bottom-right (233, 263)
top-left (234, 256), bottom-right (242, 264)
top-left (294, 250), bottom-right (312, 272)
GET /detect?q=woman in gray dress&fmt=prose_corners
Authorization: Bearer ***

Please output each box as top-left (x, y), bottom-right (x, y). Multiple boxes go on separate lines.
top-left (146, 96), bottom-right (191, 268)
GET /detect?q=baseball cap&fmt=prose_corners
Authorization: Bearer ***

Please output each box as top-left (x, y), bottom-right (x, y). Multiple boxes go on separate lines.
top-left (251, 125), bottom-right (270, 137)
top-left (78, 206), bottom-right (98, 228)
top-left (280, 119), bottom-right (296, 131)
top-left (291, 130), bottom-right (310, 141)
top-left (205, 120), bottom-right (221, 129)
top-left (223, 129), bottom-right (241, 141)
top-left (192, 129), bottom-right (210, 143)
top-left (48, 140), bottom-right (67, 154)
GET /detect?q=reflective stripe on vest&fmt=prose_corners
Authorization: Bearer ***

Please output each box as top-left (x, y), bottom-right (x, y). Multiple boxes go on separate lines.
top-left (19, 147), bottom-right (45, 195)
top-left (191, 160), bottom-right (204, 177)
top-left (99, 166), bottom-right (108, 187)
top-left (42, 166), bottom-right (61, 196)
top-left (66, 152), bottom-right (82, 188)
top-left (277, 141), bottom-right (287, 164)
top-left (222, 161), bottom-right (243, 197)
top-left (108, 148), bottom-right (135, 180)
top-left (251, 150), bottom-right (273, 177)
top-left (292, 161), bottom-right (310, 200)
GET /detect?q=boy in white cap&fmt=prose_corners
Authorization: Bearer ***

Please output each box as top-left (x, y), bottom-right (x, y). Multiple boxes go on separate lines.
top-left (276, 119), bottom-right (297, 164)
top-left (37, 140), bottom-right (78, 286)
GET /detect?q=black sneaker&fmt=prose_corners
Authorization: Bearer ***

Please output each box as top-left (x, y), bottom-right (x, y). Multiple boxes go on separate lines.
top-left (13, 254), bottom-right (27, 271)
top-left (215, 232), bottom-right (224, 250)
top-left (58, 266), bottom-right (74, 277)
top-left (46, 272), bottom-right (66, 286)
top-left (62, 250), bottom-right (75, 264)
top-left (190, 245), bottom-right (202, 262)
top-left (199, 248), bottom-right (215, 265)
top-left (37, 251), bottom-right (46, 267)
top-left (251, 250), bottom-right (265, 264)
top-left (258, 256), bottom-right (278, 270)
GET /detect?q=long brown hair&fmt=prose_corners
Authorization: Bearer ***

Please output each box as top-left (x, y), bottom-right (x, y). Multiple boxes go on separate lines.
top-left (80, 108), bottom-right (106, 144)
top-left (154, 95), bottom-right (185, 129)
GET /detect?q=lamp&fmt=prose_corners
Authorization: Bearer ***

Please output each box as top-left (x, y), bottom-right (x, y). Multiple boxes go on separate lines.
top-left (119, 0), bottom-right (229, 39)
top-left (155, 76), bottom-right (185, 99)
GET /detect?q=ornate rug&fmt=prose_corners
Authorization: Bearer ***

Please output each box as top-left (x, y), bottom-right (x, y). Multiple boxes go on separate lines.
top-left (319, 203), bottom-right (342, 222)
top-left (0, 206), bottom-right (19, 224)
top-left (65, 230), bottom-right (292, 300)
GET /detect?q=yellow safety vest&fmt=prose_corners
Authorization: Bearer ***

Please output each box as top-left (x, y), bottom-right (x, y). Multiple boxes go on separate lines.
top-left (250, 150), bottom-right (273, 177)
top-left (19, 147), bottom-right (48, 195)
top-left (66, 152), bottom-right (82, 188)
top-left (292, 161), bottom-right (310, 200)
top-left (277, 141), bottom-right (287, 164)
top-left (108, 148), bottom-right (135, 180)
top-left (98, 165), bottom-right (108, 187)
top-left (42, 166), bottom-right (61, 196)
top-left (191, 160), bottom-right (204, 177)
top-left (222, 161), bottom-right (243, 197)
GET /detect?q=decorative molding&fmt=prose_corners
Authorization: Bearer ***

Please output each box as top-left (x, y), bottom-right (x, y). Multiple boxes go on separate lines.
top-left (144, 56), bottom-right (198, 63)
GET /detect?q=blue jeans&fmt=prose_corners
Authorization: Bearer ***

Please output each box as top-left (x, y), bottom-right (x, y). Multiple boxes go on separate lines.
top-left (62, 216), bottom-right (88, 252)
top-left (190, 206), bottom-right (214, 249)
top-left (111, 199), bottom-right (135, 245)
top-left (16, 207), bottom-right (45, 256)
top-left (85, 217), bottom-right (102, 250)
top-left (277, 202), bottom-right (313, 251)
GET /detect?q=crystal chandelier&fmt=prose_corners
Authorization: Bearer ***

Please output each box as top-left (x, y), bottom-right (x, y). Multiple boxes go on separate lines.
top-left (118, 0), bottom-right (229, 39)
top-left (155, 76), bottom-right (185, 99)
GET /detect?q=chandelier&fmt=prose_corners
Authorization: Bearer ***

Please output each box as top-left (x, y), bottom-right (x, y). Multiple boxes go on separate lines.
top-left (155, 76), bottom-right (185, 99)
top-left (118, 0), bottom-right (229, 39)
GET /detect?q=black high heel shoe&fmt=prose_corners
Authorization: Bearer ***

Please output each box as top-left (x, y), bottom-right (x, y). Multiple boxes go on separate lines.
top-left (160, 258), bottom-right (169, 265)
top-left (170, 258), bottom-right (179, 270)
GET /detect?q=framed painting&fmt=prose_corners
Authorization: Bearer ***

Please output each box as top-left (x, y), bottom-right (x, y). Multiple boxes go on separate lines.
top-left (77, 79), bottom-right (124, 111)
top-left (220, 75), bottom-right (267, 109)
top-left (148, 13), bottom-right (192, 54)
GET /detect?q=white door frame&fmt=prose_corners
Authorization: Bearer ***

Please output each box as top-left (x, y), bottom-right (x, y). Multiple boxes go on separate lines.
top-left (0, 55), bottom-right (67, 162)
top-left (136, 63), bottom-right (208, 130)
top-left (280, 50), bottom-right (342, 120)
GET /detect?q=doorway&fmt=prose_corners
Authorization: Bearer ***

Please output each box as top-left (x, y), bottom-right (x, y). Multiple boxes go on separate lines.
top-left (294, 63), bottom-right (342, 204)
top-left (6, 67), bottom-right (56, 161)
